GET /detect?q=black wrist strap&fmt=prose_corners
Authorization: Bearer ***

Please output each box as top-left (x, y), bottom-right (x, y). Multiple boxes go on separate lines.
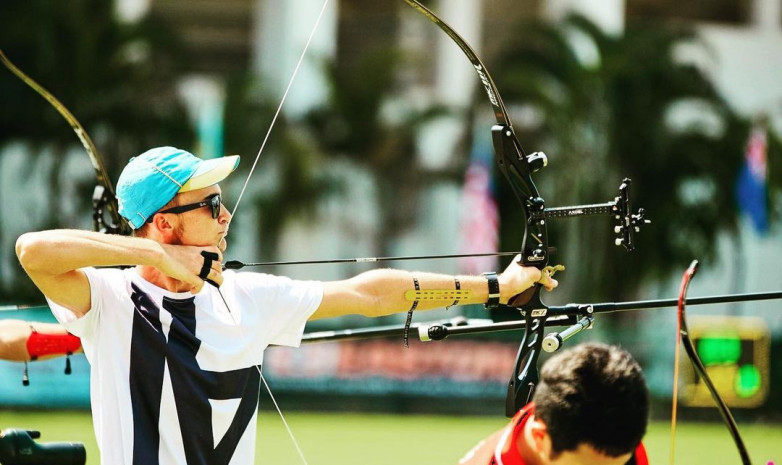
top-left (403, 276), bottom-right (420, 348)
top-left (446, 277), bottom-right (461, 310)
top-left (482, 271), bottom-right (500, 309)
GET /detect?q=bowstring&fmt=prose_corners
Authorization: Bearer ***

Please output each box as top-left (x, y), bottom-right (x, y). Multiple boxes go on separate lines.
top-left (215, 1), bottom-right (332, 464)
top-left (223, 0), bottom-right (331, 237)
top-left (215, 285), bottom-right (312, 465)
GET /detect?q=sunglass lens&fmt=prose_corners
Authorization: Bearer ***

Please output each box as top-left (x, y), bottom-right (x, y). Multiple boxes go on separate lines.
top-left (211, 195), bottom-right (221, 218)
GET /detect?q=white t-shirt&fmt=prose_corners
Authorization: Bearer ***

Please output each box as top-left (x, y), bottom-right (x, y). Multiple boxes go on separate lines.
top-left (47, 268), bottom-right (323, 465)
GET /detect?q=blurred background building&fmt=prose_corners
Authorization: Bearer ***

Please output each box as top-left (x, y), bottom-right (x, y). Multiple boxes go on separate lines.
top-left (1, 0), bottom-right (780, 419)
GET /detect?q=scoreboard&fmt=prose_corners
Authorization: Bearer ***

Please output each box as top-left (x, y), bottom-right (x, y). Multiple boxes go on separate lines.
top-left (679, 316), bottom-right (770, 408)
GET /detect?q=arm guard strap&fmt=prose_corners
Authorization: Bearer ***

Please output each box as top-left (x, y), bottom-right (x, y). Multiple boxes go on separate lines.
top-left (26, 328), bottom-right (81, 360)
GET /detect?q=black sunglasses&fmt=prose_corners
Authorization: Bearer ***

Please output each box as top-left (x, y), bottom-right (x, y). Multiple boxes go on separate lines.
top-left (158, 194), bottom-right (223, 219)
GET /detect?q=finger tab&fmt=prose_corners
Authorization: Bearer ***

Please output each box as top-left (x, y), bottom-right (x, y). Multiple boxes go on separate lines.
top-left (199, 251), bottom-right (218, 280)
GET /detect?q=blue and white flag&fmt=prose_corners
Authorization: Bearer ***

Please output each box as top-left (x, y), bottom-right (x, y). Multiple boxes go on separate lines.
top-left (735, 126), bottom-right (769, 234)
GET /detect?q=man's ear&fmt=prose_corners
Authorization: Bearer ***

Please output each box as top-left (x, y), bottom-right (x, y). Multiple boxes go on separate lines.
top-left (149, 213), bottom-right (176, 237)
top-left (529, 416), bottom-right (553, 460)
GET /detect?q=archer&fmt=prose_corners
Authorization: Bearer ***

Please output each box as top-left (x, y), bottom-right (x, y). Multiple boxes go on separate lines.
top-left (14, 146), bottom-right (557, 465)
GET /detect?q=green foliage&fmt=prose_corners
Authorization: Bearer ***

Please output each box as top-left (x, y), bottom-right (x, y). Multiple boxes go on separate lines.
top-left (0, 0), bottom-right (193, 162)
top-left (220, 48), bottom-right (451, 263)
top-left (0, 0), bottom-right (194, 302)
top-left (221, 73), bottom-right (338, 262)
top-left (491, 15), bottom-right (779, 301)
top-left (304, 48), bottom-right (454, 254)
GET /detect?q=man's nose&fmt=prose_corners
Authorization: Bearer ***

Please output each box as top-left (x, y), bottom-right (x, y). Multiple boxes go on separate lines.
top-left (219, 203), bottom-right (232, 222)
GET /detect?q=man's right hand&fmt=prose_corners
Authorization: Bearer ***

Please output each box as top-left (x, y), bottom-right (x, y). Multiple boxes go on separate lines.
top-left (158, 244), bottom-right (224, 293)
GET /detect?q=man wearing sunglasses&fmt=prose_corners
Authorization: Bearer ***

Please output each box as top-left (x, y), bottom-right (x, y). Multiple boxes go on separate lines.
top-left (16, 146), bottom-right (557, 465)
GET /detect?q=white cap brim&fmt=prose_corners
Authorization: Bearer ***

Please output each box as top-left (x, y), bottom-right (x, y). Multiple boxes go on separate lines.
top-left (180, 155), bottom-right (240, 192)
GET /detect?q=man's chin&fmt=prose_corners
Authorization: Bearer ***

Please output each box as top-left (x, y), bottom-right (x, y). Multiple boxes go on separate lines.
top-left (219, 237), bottom-right (227, 253)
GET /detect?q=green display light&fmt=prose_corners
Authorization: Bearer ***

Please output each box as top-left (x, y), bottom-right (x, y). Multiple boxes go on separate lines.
top-left (734, 365), bottom-right (762, 398)
top-left (697, 335), bottom-right (741, 365)
top-left (682, 316), bottom-right (769, 408)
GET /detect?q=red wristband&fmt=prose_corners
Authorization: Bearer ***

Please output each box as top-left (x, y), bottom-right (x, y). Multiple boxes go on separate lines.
top-left (26, 329), bottom-right (82, 360)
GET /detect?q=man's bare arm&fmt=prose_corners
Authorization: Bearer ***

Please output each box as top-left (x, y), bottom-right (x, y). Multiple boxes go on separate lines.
top-left (311, 258), bottom-right (556, 320)
top-left (15, 230), bottom-right (211, 317)
top-left (0, 320), bottom-right (81, 362)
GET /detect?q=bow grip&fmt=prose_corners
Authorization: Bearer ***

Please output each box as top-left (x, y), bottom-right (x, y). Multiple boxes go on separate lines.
top-left (508, 285), bottom-right (540, 308)
top-left (506, 248), bottom-right (553, 308)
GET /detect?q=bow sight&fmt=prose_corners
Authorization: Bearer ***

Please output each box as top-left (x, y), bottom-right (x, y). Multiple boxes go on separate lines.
top-left (493, 134), bottom-right (649, 254)
top-left (523, 177), bottom-right (650, 251)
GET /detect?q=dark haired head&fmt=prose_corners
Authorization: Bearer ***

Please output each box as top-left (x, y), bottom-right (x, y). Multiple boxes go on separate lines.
top-left (532, 342), bottom-right (649, 458)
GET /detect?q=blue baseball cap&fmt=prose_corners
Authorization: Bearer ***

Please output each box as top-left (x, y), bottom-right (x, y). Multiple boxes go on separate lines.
top-left (116, 146), bottom-right (240, 229)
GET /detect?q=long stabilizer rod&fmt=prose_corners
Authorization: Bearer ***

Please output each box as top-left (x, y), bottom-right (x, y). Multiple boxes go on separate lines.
top-left (300, 290), bottom-right (782, 344)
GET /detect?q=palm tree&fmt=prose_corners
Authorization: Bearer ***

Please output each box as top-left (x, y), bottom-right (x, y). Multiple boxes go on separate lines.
top-left (0, 0), bottom-right (193, 301)
top-left (489, 14), bottom-right (777, 302)
top-left (221, 72), bottom-right (337, 265)
top-left (302, 48), bottom-right (453, 257)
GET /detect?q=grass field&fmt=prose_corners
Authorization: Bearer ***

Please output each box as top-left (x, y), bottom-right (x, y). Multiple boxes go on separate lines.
top-left (0, 410), bottom-right (779, 464)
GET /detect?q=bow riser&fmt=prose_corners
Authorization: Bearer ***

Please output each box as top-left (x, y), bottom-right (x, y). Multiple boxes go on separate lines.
top-left (403, 0), bottom-right (556, 417)
top-left (492, 126), bottom-right (548, 267)
top-left (402, 0), bottom-right (658, 423)
top-left (505, 311), bottom-right (546, 416)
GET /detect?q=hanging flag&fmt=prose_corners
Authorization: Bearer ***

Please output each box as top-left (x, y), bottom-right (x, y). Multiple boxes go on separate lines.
top-left (735, 125), bottom-right (769, 234)
top-left (458, 141), bottom-right (499, 275)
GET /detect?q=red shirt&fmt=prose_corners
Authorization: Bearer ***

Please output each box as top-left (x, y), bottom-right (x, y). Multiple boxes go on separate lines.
top-left (458, 404), bottom-right (649, 465)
